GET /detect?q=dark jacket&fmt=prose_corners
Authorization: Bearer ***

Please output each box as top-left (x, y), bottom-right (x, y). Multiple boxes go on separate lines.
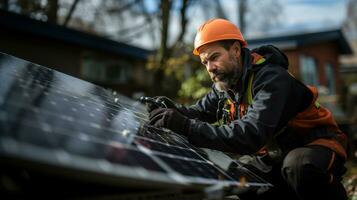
top-left (180, 45), bottom-right (313, 155)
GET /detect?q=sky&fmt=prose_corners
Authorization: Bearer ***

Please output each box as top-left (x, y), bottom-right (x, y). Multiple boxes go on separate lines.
top-left (278, 0), bottom-right (348, 34)
top-left (131, 0), bottom-right (349, 49)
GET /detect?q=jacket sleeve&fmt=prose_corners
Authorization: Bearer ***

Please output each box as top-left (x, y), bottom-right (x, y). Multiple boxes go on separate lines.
top-left (178, 85), bottom-right (220, 123)
top-left (187, 66), bottom-right (298, 154)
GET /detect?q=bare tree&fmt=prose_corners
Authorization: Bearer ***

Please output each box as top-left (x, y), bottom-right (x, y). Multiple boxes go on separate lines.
top-left (0, 0), bottom-right (9, 10)
top-left (238, 0), bottom-right (247, 34)
top-left (79, 0), bottom-right (156, 43)
top-left (246, 0), bottom-right (283, 34)
top-left (63, 0), bottom-right (80, 26)
top-left (143, 0), bottom-right (193, 95)
top-left (138, 0), bottom-right (158, 46)
top-left (46, 0), bottom-right (59, 23)
top-left (149, 0), bottom-right (171, 94)
top-left (172, 0), bottom-right (189, 49)
top-left (3, 0), bottom-right (59, 23)
top-left (344, 0), bottom-right (357, 41)
top-left (214, 0), bottom-right (227, 19)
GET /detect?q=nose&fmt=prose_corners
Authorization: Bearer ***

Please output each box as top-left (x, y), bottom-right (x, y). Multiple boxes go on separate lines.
top-left (206, 61), bottom-right (216, 73)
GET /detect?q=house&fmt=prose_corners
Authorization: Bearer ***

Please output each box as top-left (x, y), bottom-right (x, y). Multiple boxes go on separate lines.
top-left (340, 40), bottom-right (357, 158)
top-left (340, 37), bottom-right (357, 118)
top-left (0, 10), bottom-right (153, 97)
top-left (247, 29), bottom-right (353, 126)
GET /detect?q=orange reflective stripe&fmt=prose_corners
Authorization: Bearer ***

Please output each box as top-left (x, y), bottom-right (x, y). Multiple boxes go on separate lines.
top-left (224, 99), bottom-right (237, 123)
top-left (327, 152), bottom-right (336, 183)
top-left (307, 138), bottom-right (347, 160)
top-left (289, 85), bottom-right (347, 158)
top-left (327, 151), bottom-right (335, 171)
top-left (229, 100), bottom-right (235, 120)
top-left (329, 174), bottom-right (334, 183)
top-left (251, 53), bottom-right (265, 65)
top-left (239, 103), bottom-right (248, 117)
top-left (239, 53), bottom-right (265, 118)
top-left (289, 86), bottom-right (342, 130)
top-left (256, 147), bottom-right (268, 156)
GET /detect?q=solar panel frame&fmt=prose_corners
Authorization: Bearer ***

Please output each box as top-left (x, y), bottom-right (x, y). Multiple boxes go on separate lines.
top-left (0, 52), bottom-right (273, 197)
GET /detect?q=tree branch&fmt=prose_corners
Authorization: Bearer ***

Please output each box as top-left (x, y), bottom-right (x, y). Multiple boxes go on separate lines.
top-left (63, 0), bottom-right (80, 26)
top-left (107, 0), bottom-right (140, 13)
top-left (171, 0), bottom-right (189, 50)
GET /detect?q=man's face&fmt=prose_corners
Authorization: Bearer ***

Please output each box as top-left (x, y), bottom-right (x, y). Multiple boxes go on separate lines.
top-left (199, 42), bottom-right (242, 91)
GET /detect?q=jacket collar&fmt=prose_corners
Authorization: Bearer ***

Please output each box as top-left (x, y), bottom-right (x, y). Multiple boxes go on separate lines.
top-left (231, 48), bottom-right (252, 98)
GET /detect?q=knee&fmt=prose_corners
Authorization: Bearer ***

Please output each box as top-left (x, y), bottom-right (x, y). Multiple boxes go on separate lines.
top-left (282, 158), bottom-right (319, 185)
top-left (281, 147), bottom-right (347, 200)
top-left (281, 148), bottom-right (331, 187)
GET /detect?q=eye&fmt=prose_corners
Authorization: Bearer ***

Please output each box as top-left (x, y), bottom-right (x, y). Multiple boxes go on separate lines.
top-left (210, 53), bottom-right (220, 61)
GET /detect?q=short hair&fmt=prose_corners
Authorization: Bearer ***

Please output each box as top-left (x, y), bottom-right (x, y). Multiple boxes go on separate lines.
top-left (217, 39), bottom-right (240, 51)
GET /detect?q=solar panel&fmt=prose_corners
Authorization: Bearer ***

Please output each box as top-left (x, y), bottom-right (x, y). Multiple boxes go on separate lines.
top-left (0, 52), bottom-right (272, 198)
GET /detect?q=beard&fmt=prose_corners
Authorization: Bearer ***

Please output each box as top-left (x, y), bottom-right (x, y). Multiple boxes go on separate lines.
top-left (213, 72), bottom-right (240, 92)
top-left (214, 81), bottom-right (230, 92)
top-left (212, 60), bottom-right (241, 92)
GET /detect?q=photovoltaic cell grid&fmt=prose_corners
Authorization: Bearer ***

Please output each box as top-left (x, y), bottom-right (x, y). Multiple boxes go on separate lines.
top-left (0, 52), bottom-right (271, 190)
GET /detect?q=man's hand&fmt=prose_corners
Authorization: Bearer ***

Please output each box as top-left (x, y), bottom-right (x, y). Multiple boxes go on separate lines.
top-left (148, 108), bottom-right (190, 136)
top-left (140, 96), bottom-right (180, 113)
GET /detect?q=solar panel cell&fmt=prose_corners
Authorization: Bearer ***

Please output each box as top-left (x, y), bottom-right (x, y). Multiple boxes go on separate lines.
top-left (0, 52), bottom-right (272, 198)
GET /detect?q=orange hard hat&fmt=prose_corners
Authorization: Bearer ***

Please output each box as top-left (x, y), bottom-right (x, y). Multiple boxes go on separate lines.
top-left (193, 18), bottom-right (247, 55)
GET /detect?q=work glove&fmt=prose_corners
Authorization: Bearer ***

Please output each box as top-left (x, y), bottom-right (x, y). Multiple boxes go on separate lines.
top-left (141, 96), bottom-right (180, 113)
top-left (148, 108), bottom-right (191, 136)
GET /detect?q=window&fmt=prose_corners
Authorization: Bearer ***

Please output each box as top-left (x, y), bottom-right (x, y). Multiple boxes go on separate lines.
top-left (81, 57), bottom-right (106, 81)
top-left (81, 54), bottom-right (132, 83)
top-left (105, 62), bottom-right (131, 83)
top-left (325, 63), bottom-right (336, 95)
top-left (299, 55), bottom-right (318, 86)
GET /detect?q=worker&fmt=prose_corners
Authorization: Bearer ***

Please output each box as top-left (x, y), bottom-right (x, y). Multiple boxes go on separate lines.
top-left (147, 18), bottom-right (348, 200)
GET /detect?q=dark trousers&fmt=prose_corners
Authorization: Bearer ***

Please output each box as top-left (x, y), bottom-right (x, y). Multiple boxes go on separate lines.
top-left (239, 145), bottom-right (347, 200)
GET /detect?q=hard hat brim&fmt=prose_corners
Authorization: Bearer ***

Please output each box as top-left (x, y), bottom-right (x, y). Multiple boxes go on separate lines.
top-left (193, 37), bottom-right (248, 55)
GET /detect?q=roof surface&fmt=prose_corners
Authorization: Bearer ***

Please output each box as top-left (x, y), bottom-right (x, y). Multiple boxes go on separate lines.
top-left (0, 10), bottom-right (150, 60)
top-left (247, 29), bottom-right (353, 55)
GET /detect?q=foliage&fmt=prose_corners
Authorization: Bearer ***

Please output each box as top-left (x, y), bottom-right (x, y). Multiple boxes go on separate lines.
top-left (178, 67), bottom-right (211, 103)
top-left (146, 42), bottom-right (212, 103)
top-left (343, 161), bottom-right (357, 200)
top-left (144, 0), bottom-right (283, 102)
top-left (165, 54), bottom-right (190, 79)
top-left (1, 0), bottom-right (59, 22)
top-left (147, 51), bottom-right (190, 80)
top-left (1, 0), bottom-right (284, 103)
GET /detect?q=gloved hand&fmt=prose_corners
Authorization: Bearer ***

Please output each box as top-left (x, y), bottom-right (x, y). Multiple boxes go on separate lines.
top-left (140, 96), bottom-right (180, 113)
top-left (148, 108), bottom-right (190, 136)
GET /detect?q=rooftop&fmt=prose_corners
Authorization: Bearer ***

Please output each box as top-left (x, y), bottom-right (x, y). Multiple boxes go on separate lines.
top-left (247, 29), bottom-right (353, 55)
top-left (0, 10), bottom-right (151, 60)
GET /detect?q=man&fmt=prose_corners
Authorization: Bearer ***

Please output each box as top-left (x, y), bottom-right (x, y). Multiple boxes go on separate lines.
top-left (147, 18), bottom-right (348, 200)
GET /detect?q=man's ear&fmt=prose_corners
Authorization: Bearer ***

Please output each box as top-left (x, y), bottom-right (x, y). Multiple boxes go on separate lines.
top-left (233, 41), bottom-right (241, 58)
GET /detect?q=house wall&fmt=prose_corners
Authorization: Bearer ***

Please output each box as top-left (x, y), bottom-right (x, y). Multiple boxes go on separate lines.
top-left (0, 29), bottom-right (81, 76)
top-left (0, 28), bottom-right (151, 98)
top-left (81, 50), bottom-right (153, 96)
top-left (284, 42), bottom-right (341, 94)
